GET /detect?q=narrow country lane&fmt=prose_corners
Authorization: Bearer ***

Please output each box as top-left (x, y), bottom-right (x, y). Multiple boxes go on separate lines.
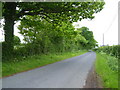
top-left (2, 52), bottom-right (96, 88)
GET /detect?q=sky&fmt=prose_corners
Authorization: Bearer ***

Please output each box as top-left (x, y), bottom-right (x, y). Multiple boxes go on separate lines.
top-left (0, 0), bottom-right (119, 46)
top-left (73, 0), bottom-right (119, 46)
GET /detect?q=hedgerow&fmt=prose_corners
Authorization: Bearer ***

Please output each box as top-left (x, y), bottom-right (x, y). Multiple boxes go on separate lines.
top-left (95, 45), bottom-right (120, 59)
top-left (94, 45), bottom-right (119, 74)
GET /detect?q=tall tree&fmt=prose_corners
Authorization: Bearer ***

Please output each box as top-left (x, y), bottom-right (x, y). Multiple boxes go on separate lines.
top-left (18, 16), bottom-right (76, 53)
top-left (2, 2), bottom-right (105, 55)
top-left (3, 2), bottom-right (17, 55)
top-left (78, 27), bottom-right (98, 49)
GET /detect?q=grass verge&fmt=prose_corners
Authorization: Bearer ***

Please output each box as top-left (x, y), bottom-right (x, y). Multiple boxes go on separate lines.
top-left (95, 52), bottom-right (118, 88)
top-left (2, 50), bottom-right (87, 78)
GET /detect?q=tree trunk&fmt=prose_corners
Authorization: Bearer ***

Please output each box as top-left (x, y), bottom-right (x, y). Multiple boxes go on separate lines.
top-left (3, 2), bottom-right (16, 57)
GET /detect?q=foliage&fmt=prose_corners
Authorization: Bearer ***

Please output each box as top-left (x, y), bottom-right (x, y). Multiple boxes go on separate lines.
top-left (18, 16), bottom-right (75, 54)
top-left (0, 2), bottom-right (2, 19)
top-left (107, 55), bottom-right (118, 72)
top-left (95, 52), bottom-right (118, 88)
top-left (14, 35), bottom-right (21, 45)
top-left (2, 15), bottom-right (98, 62)
top-left (95, 45), bottom-right (120, 59)
top-left (17, 15), bottom-right (97, 56)
top-left (2, 2), bottom-right (105, 22)
top-left (77, 27), bottom-right (98, 49)
top-left (2, 2), bottom-right (105, 56)
top-left (95, 45), bottom-right (119, 88)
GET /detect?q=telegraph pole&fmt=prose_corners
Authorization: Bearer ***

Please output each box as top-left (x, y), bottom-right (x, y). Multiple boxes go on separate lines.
top-left (103, 33), bottom-right (104, 46)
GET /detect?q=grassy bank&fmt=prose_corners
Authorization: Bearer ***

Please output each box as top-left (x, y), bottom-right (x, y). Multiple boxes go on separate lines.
top-left (95, 52), bottom-right (118, 88)
top-left (2, 50), bottom-right (87, 77)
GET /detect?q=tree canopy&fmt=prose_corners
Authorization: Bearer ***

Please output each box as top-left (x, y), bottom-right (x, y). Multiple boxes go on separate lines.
top-left (77, 27), bottom-right (98, 49)
top-left (18, 15), bottom-right (98, 54)
top-left (2, 1), bottom-right (105, 56)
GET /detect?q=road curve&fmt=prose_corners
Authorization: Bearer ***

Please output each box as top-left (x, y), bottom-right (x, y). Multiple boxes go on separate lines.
top-left (2, 51), bottom-right (96, 88)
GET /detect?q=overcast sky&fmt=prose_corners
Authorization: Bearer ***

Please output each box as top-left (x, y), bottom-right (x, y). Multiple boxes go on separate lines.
top-left (73, 0), bottom-right (119, 46)
top-left (0, 0), bottom-right (119, 46)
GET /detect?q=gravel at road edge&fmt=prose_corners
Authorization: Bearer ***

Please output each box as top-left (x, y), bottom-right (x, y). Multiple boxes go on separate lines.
top-left (84, 66), bottom-right (103, 88)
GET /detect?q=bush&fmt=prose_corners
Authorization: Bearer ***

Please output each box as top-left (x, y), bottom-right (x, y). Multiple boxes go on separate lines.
top-left (96, 45), bottom-right (120, 59)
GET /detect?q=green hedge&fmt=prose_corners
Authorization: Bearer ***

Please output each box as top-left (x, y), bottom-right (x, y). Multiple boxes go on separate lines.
top-left (94, 45), bottom-right (120, 59)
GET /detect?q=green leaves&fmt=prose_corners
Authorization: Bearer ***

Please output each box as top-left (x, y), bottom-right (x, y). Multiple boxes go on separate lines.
top-left (14, 35), bottom-right (21, 46)
top-left (18, 14), bottom-right (98, 54)
top-left (14, 2), bottom-right (105, 22)
top-left (76, 27), bottom-right (98, 49)
top-left (0, 2), bottom-right (2, 19)
top-left (97, 45), bottom-right (120, 59)
top-left (2, 2), bottom-right (105, 59)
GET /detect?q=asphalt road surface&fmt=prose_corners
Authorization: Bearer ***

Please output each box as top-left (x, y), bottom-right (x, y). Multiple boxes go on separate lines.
top-left (2, 51), bottom-right (96, 88)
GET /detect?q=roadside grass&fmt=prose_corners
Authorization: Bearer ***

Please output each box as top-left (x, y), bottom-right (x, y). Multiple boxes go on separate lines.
top-left (95, 52), bottom-right (118, 88)
top-left (2, 50), bottom-right (87, 77)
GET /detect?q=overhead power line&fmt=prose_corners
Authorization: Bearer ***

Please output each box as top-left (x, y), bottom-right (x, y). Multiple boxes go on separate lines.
top-left (104, 13), bottom-right (117, 34)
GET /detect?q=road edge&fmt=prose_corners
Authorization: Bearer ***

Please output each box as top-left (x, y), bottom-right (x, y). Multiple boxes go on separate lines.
top-left (83, 65), bottom-right (103, 88)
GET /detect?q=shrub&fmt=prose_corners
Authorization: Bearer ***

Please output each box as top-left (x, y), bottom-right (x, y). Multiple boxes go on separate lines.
top-left (96, 45), bottom-right (120, 59)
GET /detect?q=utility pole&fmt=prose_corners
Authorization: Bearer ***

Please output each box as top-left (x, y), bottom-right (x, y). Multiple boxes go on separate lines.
top-left (103, 33), bottom-right (104, 46)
